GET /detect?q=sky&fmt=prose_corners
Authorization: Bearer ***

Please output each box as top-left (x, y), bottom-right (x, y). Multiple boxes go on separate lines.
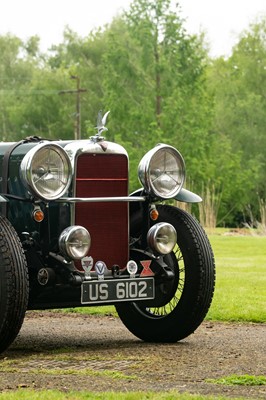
top-left (0, 0), bottom-right (265, 58)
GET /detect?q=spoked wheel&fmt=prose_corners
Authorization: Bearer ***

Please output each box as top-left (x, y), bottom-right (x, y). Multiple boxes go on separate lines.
top-left (0, 215), bottom-right (29, 353)
top-left (116, 205), bottom-right (215, 342)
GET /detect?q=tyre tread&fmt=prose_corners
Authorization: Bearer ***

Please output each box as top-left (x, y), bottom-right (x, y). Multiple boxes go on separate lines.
top-left (0, 215), bottom-right (29, 353)
top-left (116, 205), bottom-right (215, 342)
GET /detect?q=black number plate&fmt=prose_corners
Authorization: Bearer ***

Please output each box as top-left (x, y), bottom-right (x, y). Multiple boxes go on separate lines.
top-left (81, 277), bottom-right (154, 305)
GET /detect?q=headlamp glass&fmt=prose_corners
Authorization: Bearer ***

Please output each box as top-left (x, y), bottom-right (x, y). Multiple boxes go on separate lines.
top-left (138, 144), bottom-right (185, 199)
top-left (20, 143), bottom-right (72, 200)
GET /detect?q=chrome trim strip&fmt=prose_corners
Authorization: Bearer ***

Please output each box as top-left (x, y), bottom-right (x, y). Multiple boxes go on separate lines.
top-left (57, 196), bottom-right (146, 203)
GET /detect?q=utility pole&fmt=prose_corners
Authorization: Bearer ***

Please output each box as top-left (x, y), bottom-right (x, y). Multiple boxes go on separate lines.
top-left (59, 76), bottom-right (87, 140)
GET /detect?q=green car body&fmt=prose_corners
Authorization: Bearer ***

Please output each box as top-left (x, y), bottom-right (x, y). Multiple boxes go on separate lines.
top-left (0, 116), bottom-right (215, 353)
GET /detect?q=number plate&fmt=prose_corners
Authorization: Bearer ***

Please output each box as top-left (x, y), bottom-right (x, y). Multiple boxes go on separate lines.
top-left (81, 277), bottom-right (154, 305)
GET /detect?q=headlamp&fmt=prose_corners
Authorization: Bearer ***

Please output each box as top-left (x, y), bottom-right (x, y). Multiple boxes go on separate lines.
top-left (20, 142), bottom-right (72, 201)
top-left (138, 144), bottom-right (185, 199)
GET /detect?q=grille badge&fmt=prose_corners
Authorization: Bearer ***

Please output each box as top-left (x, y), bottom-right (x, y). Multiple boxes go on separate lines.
top-left (81, 256), bottom-right (93, 279)
top-left (95, 261), bottom-right (107, 280)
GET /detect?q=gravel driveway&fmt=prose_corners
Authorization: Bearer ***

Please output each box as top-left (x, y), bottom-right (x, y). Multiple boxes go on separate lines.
top-left (0, 311), bottom-right (265, 398)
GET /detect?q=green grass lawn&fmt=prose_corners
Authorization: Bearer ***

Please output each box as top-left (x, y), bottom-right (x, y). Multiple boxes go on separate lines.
top-left (63, 233), bottom-right (266, 323)
top-left (207, 234), bottom-right (266, 322)
top-left (0, 390), bottom-right (250, 400)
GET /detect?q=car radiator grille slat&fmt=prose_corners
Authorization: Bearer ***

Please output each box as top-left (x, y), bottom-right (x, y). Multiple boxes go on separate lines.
top-left (75, 153), bottom-right (128, 270)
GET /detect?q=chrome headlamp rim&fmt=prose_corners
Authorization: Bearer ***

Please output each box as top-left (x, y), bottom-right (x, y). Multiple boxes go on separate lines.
top-left (147, 222), bottom-right (177, 255)
top-left (138, 144), bottom-right (186, 199)
top-left (59, 225), bottom-right (91, 260)
top-left (20, 142), bottom-right (72, 201)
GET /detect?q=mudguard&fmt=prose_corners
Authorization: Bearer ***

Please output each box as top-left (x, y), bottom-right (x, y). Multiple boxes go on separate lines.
top-left (174, 188), bottom-right (202, 203)
top-left (130, 188), bottom-right (202, 204)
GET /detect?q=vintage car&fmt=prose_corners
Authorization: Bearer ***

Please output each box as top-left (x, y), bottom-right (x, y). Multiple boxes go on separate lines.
top-left (0, 111), bottom-right (215, 353)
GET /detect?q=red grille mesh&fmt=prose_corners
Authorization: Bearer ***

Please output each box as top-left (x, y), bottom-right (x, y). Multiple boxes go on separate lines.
top-left (75, 153), bottom-right (129, 270)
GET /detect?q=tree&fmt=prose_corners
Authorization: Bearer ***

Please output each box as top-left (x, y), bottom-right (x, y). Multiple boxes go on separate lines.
top-left (101, 0), bottom-right (212, 192)
top-left (0, 34), bottom-right (37, 140)
top-left (2, 5), bottom-right (265, 227)
top-left (47, 26), bottom-right (110, 137)
top-left (207, 16), bottom-right (266, 224)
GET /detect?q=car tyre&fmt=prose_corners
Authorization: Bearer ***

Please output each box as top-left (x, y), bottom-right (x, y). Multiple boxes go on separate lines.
top-left (116, 205), bottom-right (215, 342)
top-left (0, 215), bottom-right (29, 353)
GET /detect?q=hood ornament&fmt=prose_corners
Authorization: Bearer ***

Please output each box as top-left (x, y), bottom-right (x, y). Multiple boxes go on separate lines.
top-left (90, 110), bottom-right (110, 142)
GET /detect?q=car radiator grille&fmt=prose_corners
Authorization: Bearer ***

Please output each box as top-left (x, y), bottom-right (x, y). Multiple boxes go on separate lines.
top-left (75, 153), bottom-right (129, 270)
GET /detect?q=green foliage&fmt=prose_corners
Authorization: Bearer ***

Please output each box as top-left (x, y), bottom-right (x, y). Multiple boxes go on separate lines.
top-left (101, 0), bottom-right (212, 191)
top-left (0, 34), bottom-right (35, 141)
top-left (206, 15), bottom-right (266, 224)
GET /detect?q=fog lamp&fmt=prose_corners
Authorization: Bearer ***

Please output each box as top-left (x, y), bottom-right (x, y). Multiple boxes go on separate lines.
top-left (147, 223), bottom-right (177, 255)
top-left (59, 226), bottom-right (91, 260)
